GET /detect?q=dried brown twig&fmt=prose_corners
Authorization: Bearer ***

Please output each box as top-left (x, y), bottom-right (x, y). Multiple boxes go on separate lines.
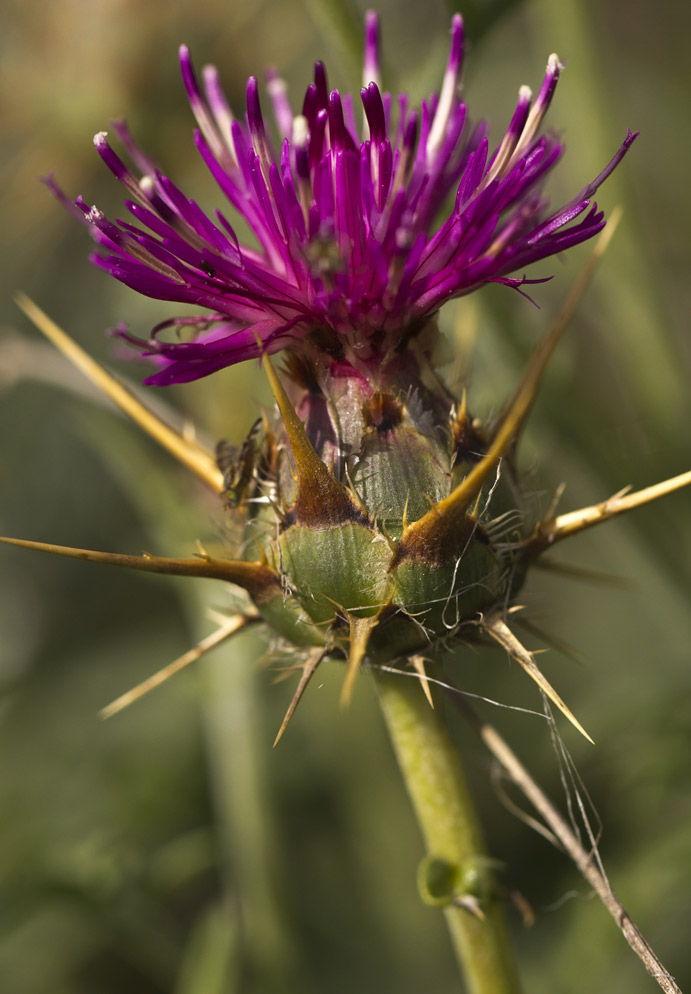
top-left (455, 696), bottom-right (682, 994)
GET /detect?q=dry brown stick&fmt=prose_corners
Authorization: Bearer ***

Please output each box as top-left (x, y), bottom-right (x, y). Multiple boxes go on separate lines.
top-left (455, 697), bottom-right (682, 994)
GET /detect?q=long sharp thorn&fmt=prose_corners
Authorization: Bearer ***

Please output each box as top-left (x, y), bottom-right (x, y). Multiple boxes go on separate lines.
top-left (0, 535), bottom-right (281, 601)
top-left (100, 614), bottom-right (255, 719)
top-left (404, 214), bottom-right (622, 539)
top-left (491, 207), bottom-right (622, 450)
top-left (273, 647), bottom-right (325, 747)
top-left (410, 655), bottom-right (434, 708)
top-left (340, 615), bottom-right (378, 708)
top-left (15, 294), bottom-right (224, 494)
top-left (526, 470), bottom-right (691, 556)
top-left (483, 612), bottom-right (594, 744)
top-left (262, 353), bottom-right (359, 522)
top-left (533, 558), bottom-right (630, 589)
top-left (453, 895), bottom-right (486, 920)
top-left (262, 353), bottom-right (325, 483)
top-left (513, 617), bottom-right (589, 668)
top-left (270, 664), bottom-right (305, 686)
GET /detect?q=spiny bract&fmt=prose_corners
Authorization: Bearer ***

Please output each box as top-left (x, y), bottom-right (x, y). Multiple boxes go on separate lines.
top-left (15, 12), bottom-right (683, 737)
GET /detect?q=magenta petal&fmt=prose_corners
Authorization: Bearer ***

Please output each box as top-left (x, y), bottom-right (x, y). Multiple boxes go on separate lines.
top-left (52, 14), bottom-right (635, 386)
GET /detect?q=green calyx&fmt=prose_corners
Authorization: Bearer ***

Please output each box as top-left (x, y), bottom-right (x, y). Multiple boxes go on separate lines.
top-left (280, 520), bottom-right (392, 624)
top-left (221, 351), bottom-right (530, 672)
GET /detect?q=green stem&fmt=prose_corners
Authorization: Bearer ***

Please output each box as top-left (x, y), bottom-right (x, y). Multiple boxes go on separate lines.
top-left (375, 671), bottom-right (522, 994)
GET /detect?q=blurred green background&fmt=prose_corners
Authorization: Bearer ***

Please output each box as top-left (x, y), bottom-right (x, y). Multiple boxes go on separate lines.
top-left (1, 0), bottom-right (690, 991)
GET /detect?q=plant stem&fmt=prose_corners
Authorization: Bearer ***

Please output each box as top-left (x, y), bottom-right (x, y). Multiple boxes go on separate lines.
top-left (375, 671), bottom-right (522, 994)
top-left (202, 623), bottom-right (298, 992)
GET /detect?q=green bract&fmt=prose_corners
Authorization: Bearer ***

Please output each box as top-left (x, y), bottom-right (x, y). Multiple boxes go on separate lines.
top-left (223, 331), bottom-right (530, 686)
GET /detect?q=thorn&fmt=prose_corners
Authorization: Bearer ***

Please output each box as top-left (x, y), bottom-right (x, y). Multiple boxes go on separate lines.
top-left (525, 470), bottom-right (691, 557)
top-left (470, 489), bottom-right (483, 520)
top-left (508, 890), bottom-right (536, 928)
top-left (483, 612), bottom-right (594, 744)
top-left (0, 535), bottom-right (281, 602)
top-left (262, 353), bottom-right (364, 524)
top-left (399, 217), bottom-right (622, 546)
top-left (261, 351), bottom-right (331, 484)
top-left (544, 482), bottom-right (567, 522)
top-left (100, 614), bottom-right (254, 718)
top-left (410, 655), bottom-right (434, 708)
top-left (270, 663), bottom-right (304, 685)
top-left (533, 558), bottom-right (630, 589)
top-left (377, 520), bottom-right (397, 553)
top-left (491, 207), bottom-right (623, 450)
top-left (340, 614), bottom-right (378, 708)
top-left (401, 493), bottom-right (410, 531)
top-left (342, 460), bottom-right (369, 517)
top-left (206, 606), bottom-right (242, 627)
top-left (513, 617), bottom-right (589, 668)
top-left (273, 647), bottom-right (325, 746)
top-left (453, 894), bottom-right (486, 920)
top-left (14, 294), bottom-right (224, 494)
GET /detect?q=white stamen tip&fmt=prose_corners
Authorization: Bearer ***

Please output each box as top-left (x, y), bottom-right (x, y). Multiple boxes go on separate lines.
top-left (139, 175), bottom-right (155, 195)
top-left (547, 53), bottom-right (563, 72)
top-left (518, 85), bottom-right (533, 102)
top-left (267, 74), bottom-right (287, 99)
top-left (201, 64), bottom-right (217, 85)
top-left (292, 114), bottom-right (309, 147)
top-left (93, 132), bottom-right (108, 147)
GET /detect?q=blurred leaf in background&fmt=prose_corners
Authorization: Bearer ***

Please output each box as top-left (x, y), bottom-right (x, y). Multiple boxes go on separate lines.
top-left (1, 0), bottom-right (689, 992)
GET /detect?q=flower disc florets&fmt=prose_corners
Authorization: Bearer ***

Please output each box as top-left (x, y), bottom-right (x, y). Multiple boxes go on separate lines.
top-left (52, 12), bottom-right (635, 387)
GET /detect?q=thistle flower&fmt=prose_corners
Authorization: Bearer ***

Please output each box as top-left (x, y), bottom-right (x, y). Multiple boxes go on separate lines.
top-left (5, 12), bottom-right (690, 992)
top-left (21, 12), bottom-right (684, 739)
top-left (50, 13), bottom-right (635, 387)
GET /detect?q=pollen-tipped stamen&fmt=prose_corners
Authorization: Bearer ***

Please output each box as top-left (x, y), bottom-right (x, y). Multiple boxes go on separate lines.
top-left (15, 294), bottom-right (224, 494)
top-left (426, 14), bottom-right (464, 165)
top-left (362, 10), bottom-right (381, 91)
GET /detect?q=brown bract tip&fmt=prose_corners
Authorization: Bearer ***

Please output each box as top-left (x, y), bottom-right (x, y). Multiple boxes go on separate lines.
top-left (362, 390), bottom-right (405, 434)
top-left (391, 503), bottom-right (480, 569)
top-left (452, 402), bottom-right (485, 465)
top-left (280, 353), bottom-right (322, 393)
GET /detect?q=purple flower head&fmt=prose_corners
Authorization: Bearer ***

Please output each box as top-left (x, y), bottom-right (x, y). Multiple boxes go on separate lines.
top-left (54, 13), bottom-right (636, 386)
